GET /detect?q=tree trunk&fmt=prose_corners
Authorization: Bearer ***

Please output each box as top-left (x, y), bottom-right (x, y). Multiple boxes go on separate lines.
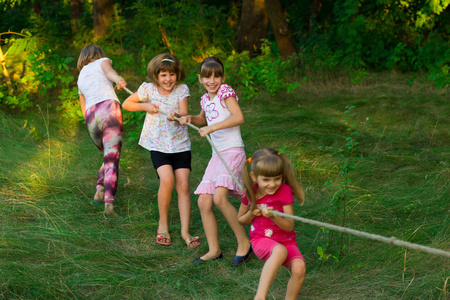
top-left (93, 0), bottom-right (114, 38)
top-left (236, 0), bottom-right (268, 57)
top-left (71, 0), bottom-right (83, 34)
top-left (32, 3), bottom-right (42, 16)
top-left (265, 0), bottom-right (296, 60)
top-left (308, 0), bottom-right (322, 32)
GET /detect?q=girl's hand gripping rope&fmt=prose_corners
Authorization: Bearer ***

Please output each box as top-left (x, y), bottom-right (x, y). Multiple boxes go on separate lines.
top-left (115, 76), bottom-right (127, 90)
top-left (262, 207), bottom-right (276, 219)
top-left (147, 103), bottom-right (160, 114)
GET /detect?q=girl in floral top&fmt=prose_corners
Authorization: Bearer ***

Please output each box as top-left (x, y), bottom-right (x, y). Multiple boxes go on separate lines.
top-left (122, 53), bottom-right (200, 249)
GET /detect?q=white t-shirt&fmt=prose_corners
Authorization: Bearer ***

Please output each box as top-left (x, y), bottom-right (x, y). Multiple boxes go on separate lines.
top-left (200, 84), bottom-right (244, 153)
top-left (77, 57), bottom-right (119, 111)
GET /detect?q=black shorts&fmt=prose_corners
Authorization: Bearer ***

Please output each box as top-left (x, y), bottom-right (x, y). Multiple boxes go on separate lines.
top-left (150, 150), bottom-right (192, 171)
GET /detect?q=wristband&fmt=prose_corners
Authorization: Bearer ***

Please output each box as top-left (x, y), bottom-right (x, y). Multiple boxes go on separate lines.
top-left (115, 76), bottom-right (124, 84)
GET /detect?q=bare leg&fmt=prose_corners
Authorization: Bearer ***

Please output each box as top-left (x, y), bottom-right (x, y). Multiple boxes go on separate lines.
top-left (254, 245), bottom-right (287, 300)
top-left (156, 165), bottom-right (175, 244)
top-left (174, 168), bottom-right (199, 247)
top-left (198, 193), bottom-right (221, 259)
top-left (285, 259), bottom-right (306, 300)
top-left (94, 189), bottom-right (105, 202)
top-left (213, 187), bottom-right (250, 256)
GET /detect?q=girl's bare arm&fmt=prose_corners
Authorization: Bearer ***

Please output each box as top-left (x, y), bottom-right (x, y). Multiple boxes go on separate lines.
top-left (100, 59), bottom-right (127, 89)
top-left (79, 93), bottom-right (86, 119)
top-left (237, 203), bottom-right (256, 226)
top-left (179, 110), bottom-right (207, 127)
top-left (122, 92), bottom-right (159, 114)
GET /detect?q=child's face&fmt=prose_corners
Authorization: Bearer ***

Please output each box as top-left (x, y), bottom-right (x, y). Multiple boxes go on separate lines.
top-left (157, 70), bottom-right (177, 94)
top-left (251, 173), bottom-right (283, 197)
top-left (198, 72), bottom-right (224, 96)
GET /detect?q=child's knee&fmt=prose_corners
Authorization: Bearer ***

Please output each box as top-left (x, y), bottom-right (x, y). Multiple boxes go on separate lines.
top-left (160, 177), bottom-right (175, 189)
top-left (212, 194), bottom-right (229, 209)
top-left (290, 259), bottom-right (306, 278)
top-left (272, 245), bottom-right (288, 260)
top-left (198, 195), bottom-right (213, 211)
top-left (176, 180), bottom-right (190, 194)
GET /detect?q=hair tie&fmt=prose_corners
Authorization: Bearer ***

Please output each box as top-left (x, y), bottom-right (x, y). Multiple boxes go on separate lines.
top-left (162, 58), bottom-right (175, 63)
top-left (247, 157), bottom-right (252, 163)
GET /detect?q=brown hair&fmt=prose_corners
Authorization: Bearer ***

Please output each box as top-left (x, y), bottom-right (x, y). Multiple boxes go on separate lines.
top-left (146, 53), bottom-right (185, 84)
top-left (199, 56), bottom-right (225, 78)
top-left (242, 148), bottom-right (305, 211)
top-left (77, 44), bottom-right (106, 70)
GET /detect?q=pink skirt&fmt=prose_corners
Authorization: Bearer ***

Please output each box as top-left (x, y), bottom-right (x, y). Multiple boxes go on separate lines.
top-left (194, 147), bottom-right (246, 198)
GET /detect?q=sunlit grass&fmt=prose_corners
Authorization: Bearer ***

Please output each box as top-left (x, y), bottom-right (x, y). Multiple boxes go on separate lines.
top-left (0, 72), bottom-right (449, 298)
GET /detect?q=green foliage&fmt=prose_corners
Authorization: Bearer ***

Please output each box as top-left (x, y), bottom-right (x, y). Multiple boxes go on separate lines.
top-left (122, 110), bottom-right (146, 142)
top-left (415, 0), bottom-right (450, 28)
top-left (111, 0), bottom-right (232, 73)
top-left (224, 40), bottom-right (305, 100)
top-left (57, 87), bottom-right (82, 121)
top-left (288, 0), bottom-right (449, 88)
top-left (0, 36), bottom-right (75, 116)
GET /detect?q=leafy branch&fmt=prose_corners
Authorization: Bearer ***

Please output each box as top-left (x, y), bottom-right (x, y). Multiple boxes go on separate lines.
top-left (0, 30), bottom-right (30, 91)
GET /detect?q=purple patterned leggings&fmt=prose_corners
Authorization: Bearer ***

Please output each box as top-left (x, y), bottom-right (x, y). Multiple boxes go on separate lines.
top-left (85, 100), bottom-right (123, 204)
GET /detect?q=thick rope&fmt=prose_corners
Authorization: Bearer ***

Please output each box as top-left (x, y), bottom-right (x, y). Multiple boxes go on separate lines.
top-left (270, 210), bottom-right (450, 259)
top-left (122, 86), bottom-right (243, 190)
top-left (121, 85), bottom-right (449, 259)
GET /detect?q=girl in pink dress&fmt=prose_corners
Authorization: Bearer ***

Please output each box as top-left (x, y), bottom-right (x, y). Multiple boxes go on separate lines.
top-left (179, 57), bottom-right (251, 266)
top-left (238, 148), bottom-right (306, 300)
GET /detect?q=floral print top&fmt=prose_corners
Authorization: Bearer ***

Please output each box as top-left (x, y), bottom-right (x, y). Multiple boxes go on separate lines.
top-left (138, 82), bottom-right (191, 153)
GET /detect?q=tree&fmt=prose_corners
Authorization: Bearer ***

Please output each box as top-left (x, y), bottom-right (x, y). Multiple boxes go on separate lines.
top-left (71, 0), bottom-right (82, 34)
top-left (265, 0), bottom-right (296, 60)
top-left (236, 0), bottom-right (268, 56)
top-left (307, 0), bottom-right (322, 32)
top-left (93, 0), bottom-right (114, 38)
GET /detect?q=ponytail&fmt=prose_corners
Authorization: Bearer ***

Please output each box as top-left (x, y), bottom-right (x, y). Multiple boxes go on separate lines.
top-left (278, 153), bottom-right (305, 205)
top-left (242, 159), bottom-right (257, 211)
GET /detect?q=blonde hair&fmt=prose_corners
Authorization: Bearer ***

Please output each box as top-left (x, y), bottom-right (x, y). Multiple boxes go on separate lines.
top-left (199, 56), bottom-right (224, 78)
top-left (242, 148), bottom-right (305, 211)
top-left (77, 44), bottom-right (106, 70)
top-left (146, 53), bottom-right (185, 84)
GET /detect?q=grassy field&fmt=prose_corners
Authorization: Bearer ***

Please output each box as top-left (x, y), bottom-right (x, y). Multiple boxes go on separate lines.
top-left (0, 72), bottom-right (449, 299)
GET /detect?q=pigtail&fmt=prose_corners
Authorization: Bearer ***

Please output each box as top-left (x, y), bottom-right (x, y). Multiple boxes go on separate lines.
top-left (242, 159), bottom-right (257, 211)
top-left (279, 153), bottom-right (305, 205)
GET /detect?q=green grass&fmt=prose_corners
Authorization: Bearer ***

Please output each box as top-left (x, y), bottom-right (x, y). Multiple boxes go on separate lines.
top-left (1, 72), bottom-right (449, 299)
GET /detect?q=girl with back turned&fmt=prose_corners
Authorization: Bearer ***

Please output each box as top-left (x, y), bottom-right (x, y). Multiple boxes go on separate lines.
top-left (77, 44), bottom-right (127, 216)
